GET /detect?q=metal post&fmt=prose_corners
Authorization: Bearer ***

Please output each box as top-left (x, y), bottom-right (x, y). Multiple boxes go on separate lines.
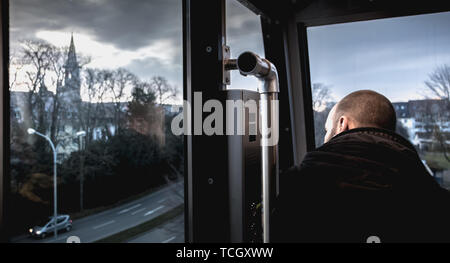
top-left (259, 92), bottom-right (278, 243)
top-left (27, 129), bottom-right (58, 240)
top-left (79, 135), bottom-right (84, 211)
top-left (52, 140), bottom-right (57, 240)
top-left (43, 133), bottom-right (58, 240)
top-left (227, 51), bottom-right (280, 243)
top-left (76, 131), bottom-right (86, 212)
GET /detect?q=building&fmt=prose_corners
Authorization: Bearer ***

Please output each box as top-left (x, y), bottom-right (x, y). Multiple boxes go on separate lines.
top-left (10, 35), bottom-right (170, 161)
top-left (393, 99), bottom-right (450, 151)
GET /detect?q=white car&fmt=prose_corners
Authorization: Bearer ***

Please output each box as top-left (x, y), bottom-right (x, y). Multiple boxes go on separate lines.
top-left (29, 215), bottom-right (73, 239)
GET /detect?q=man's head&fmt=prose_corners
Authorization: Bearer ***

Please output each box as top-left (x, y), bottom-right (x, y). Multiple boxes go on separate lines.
top-left (324, 90), bottom-right (396, 143)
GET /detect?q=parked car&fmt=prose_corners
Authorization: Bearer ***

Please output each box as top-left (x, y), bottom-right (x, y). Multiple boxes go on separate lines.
top-left (29, 215), bottom-right (73, 239)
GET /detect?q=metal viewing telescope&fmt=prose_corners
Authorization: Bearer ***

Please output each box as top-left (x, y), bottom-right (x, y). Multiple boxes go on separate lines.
top-left (226, 51), bottom-right (279, 243)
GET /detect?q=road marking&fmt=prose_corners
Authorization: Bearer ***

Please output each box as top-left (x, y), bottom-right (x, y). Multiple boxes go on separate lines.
top-left (11, 181), bottom-right (185, 243)
top-left (131, 207), bottom-right (146, 215)
top-left (44, 235), bottom-right (71, 243)
top-left (93, 220), bottom-right (115, 230)
top-left (157, 198), bottom-right (166, 203)
top-left (118, 204), bottom-right (142, 215)
top-left (144, 205), bottom-right (165, 216)
top-left (162, 236), bottom-right (176, 243)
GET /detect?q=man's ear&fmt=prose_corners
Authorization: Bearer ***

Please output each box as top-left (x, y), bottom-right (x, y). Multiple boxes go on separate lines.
top-left (337, 116), bottom-right (350, 133)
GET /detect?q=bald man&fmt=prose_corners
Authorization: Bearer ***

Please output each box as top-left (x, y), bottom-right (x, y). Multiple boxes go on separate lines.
top-left (324, 90), bottom-right (397, 143)
top-left (273, 90), bottom-right (450, 243)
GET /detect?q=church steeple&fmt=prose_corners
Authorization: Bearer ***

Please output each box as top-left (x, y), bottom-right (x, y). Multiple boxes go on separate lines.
top-left (63, 33), bottom-right (81, 103)
top-left (66, 32), bottom-right (78, 69)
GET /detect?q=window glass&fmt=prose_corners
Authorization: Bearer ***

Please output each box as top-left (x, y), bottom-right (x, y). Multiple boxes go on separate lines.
top-left (9, 0), bottom-right (183, 243)
top-left (307, 11), bottom-right (450, 189)
top-left (226, 0), bottom-right (265, 91)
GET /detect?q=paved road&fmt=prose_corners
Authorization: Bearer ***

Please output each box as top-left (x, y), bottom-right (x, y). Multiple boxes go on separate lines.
top-left (127, 214), bottom-right (184, 243)
top-left (12, 180), bottom-right (184, 243)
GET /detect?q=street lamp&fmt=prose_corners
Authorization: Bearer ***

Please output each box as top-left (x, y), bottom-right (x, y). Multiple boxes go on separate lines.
top-left (27, 128), bottom-right (58, 240)
top-left (76, 131), bottom-right (86, 211)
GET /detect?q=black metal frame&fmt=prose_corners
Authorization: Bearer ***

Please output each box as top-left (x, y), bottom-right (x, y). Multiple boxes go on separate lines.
top-left (295, 23), bottom-right (316, 152)
top-left (295, 0), bottom-right (450, 27)
top-left (183, 0), bottom-right (230, 242)
top-left (260, 17), bottom-right (296, 172)
top-left (183, 0), bottom-right (298, 243)
top-left (0, 0), bottom-right (9, 242)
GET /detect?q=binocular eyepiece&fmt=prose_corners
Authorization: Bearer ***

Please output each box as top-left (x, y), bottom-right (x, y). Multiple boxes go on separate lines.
top-left (234, 51), bottom-right (279, 94)
top-left (237, 51), bottom-right (271, 77)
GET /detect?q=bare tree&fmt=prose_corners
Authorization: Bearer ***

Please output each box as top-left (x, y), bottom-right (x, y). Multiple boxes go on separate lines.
top-left (18, 40), bottom-right (53, 131)
top-left (150, 76), bottom-right (178, 105)
top-left (9, 51), bottom-right (24, 91)
top-left (311, 83), bottom-right (333, 112)
top-left (109, 68), bottom-right (136, 135)
top-left (80, 68), bottom-right (109, 146)
top-left (12, 39), bottom-right (92, 150)
top-left (9, 40), bottom-right (73, 190)
top-left (423, 64), bottom-right (450, 163)
top-left (46, 45), bottom-right (66, 145)
top-left (425, 64), bottom-right (450, 101)
top-left (310, 83), bottom-right (335, 147)
top-left (91, 69), bottom-right (115, 139)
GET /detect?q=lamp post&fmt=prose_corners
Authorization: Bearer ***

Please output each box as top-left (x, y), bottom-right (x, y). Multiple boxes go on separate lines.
top-left (27, 128), bottom-right (58, 240)
top-left (76, 131), bottom-right (86, 211)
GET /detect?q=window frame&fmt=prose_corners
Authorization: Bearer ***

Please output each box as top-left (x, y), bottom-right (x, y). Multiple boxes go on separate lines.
top-left (0, 0), bottom-right (8, 242)
top-left (294, 0), bottom-right (450, 149)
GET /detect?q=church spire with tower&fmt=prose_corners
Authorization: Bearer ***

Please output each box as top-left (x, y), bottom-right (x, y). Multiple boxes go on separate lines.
top-left (67, 33), bottom-right (78, 67)
top-left (63, 33), bottom-right (81, 103)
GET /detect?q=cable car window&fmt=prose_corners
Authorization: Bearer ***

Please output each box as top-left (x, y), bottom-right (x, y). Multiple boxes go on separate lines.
top-left (307, 11), bottom-right (450, 189)
top-left (226, 0), bottom-right (265, 91)
top-left (9, 0), bottom-right (183, 243)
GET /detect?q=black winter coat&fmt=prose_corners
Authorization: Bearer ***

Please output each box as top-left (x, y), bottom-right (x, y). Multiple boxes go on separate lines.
top-left (273, 127), bottom-right (450, 243)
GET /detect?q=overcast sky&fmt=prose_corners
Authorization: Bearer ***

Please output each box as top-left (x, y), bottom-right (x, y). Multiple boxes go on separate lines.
top-left (308, 11), bottom-right (450, 103)
top-left (9, 0), bottom-right (265, 103)
top-left (10, 1), bottom-right (449, 104)
top-left (10, 0), bottom-right (183, 102)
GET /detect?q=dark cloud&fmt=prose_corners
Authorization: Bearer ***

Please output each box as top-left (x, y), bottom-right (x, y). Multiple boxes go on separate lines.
top-left (9, 0), bottom-right (264, 93)
top-left (10, 0), bottom-right (182, 51)
top-left (10, 0), bottom-right (184, 92)
top-left (127, 56), bottom-right (181, 85)
top-left (10, 0), bottom-right (262, 57)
